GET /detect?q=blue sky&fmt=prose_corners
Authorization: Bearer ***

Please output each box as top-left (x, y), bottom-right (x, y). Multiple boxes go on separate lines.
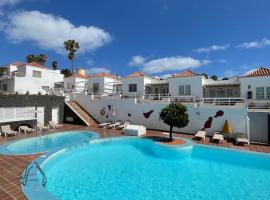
top-left (0, 0), bottom-right (270, 78)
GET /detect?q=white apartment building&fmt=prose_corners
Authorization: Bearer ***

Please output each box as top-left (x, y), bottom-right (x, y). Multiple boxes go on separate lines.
top-left (0, 62), bottom-right (64, 95)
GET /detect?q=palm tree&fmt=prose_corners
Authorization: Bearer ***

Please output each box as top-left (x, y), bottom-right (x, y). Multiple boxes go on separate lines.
top-left (64, 40), bottom-right (80, 74)
top-left (51, 61), bottom-right (58, 70)
top-left (26, 54), bottom-right (48, 65)
top-left (160, 103), bottom-right (189, 141)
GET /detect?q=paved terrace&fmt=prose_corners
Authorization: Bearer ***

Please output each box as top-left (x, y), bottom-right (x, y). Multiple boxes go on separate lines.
top-left (0, 124), bottom-right (270, 200)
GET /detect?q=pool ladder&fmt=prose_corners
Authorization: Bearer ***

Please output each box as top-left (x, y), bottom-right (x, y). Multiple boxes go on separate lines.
top-left (21, 161), bottom-right (47, 186)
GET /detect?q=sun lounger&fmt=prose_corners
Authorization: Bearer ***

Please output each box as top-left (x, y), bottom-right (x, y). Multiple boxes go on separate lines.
top-left (107, 121), bottom-right (121, 129)
top-left (123, 125), bottom-right (146, 136)
top-left (1, 125), bottom-right (18, 137)
top-left (194, 130), bottom-right (206, 141)
top-left (116, 121), bottom-right (130, 130)
top-left (48, 121), bottom-right (63, 129)
top-left (212, 133), bottom-right (224, 143)
top-left (98, 122), bottom-right (112, 128)
top-left (236, 137), bottom-right (249, 145)
top-left (36, 123), bottom-right (50, 132)
top-left (19, 126), bottom-right (35, 134)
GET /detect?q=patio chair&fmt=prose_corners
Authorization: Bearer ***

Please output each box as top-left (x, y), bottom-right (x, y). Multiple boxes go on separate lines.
top-left (194, 130), bottom-right (206, 141)
top-left (236, 137), bottom-right (249, 145)
top-left (107, 121), bottom-right (121, 129)
top-left (36, 123), bottom-right (50, 132)
top-left (48, 121), bottom-right (63, 129)
top-left (212, 132), bottom-right (224, 143)
top-left (0, 125), bottom-right (18, 137)
top-left (19, 126), bottom-right (35, 134)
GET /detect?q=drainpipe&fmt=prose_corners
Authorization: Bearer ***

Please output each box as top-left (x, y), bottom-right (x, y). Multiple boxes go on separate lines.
top-left (246, 115), bottom-right (250, 145)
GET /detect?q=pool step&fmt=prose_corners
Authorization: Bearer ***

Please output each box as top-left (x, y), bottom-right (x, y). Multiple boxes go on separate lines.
top-left (65, 101), bottom-right (97, 126)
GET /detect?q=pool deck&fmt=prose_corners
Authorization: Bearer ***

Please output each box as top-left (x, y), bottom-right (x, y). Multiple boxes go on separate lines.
top-left (0, 124), bottom-right (270, 200)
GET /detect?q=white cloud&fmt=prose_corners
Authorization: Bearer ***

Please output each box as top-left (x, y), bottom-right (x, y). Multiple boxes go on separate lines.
top-left (1, 10), bottom-right (112, 53)
top-left (0, 0), bottom-right (24, 15)
top-left (141, 56), bottom-right (210, 74)
top-left (219, 59), bottom-right (227, 63)
top-left (236, 38), bottom-right (270, 49)
top-left (128, 55), bottom-right (146, 66)
top-left (194, 44), bottom-right (230, 53)
top-left (244, 68), bottom-right (256, 76)
top-left (223, 69), bottom-right (238, 77)
top-left (87, 67), bottom-right (110, 74)
top-left (86, 59), bottom-right (94, 66)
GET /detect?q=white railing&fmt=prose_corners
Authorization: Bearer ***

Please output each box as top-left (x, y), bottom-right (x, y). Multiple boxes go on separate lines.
top-left (248, 101), bottom-right (270, 109)
top-left (198, 98), bottom-right (246, 107)
top-left (0, 107), bottom-right (36, 123)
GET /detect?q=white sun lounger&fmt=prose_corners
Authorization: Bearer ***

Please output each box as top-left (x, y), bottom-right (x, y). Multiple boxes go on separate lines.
top-left (49, 121), bottom-right (63, 129)
top-left (98, 122), bottom-right (112, 128)
top-left (37, 123), bottom-right (50, 131)
top-left (116, 121), bottom-right (130, 130)
top-left (1, 125), bottom-right (18, 137)
top-left (212, 133), bottom-right (224, 143)
top-left (107, 121), bottom-right (121, 129)
top-left (123, 125), bottom-right (146, 136)
top-left (194, 130), bottom-right (206, 141)
top-left (19, 126), bottom-right (35, 134)
top-left (236, 137), bottom-right (249, 145)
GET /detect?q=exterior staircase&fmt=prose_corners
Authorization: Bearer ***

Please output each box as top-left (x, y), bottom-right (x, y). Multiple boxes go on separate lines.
top-left (65, 101), bottom-right (97, 126)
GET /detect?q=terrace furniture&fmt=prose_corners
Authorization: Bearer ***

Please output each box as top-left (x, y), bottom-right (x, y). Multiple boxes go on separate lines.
top-left (123, 125), bottom-right (146, 136)
top-left (212, 132), bottom-right (224, 143)
top-left (49, 121), bottom-right (63, 129)
top-left (194, 130), bottom-right (206, 141)
top-left (0, 125), bottom-right (18, 137)
top-left (107, 121), bottom-right (121, 129)
top-left (236, 137), bottom-right (249, 145)
top-left (36, 123), bottom-right (50, 133)
top-left (116, 121), bottom-right (130, 130)
top-left (19, 126), bottom-right (35, 134)
top-left (98, 121), bottom-right (112, 128)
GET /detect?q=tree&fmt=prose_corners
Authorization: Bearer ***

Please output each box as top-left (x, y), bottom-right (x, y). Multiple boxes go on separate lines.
top-left (51, 61), bottom-right (58, 70)
top-left (61, 68), bottom-right (72, 77)
top-left (26, 54), bottom-right (48, 65)
top-left (202, 73), bottom-right (208, 79)
top-left (222, 77), bottom-right (229, 80)
top-left (64, 39), bottom-right (80, 74)
top-left (0, 67), bottom-right (6, 77)
top-left (160, 103), bottom-right (189, 141)
top-left (210, 75), bottom-right (218, 81)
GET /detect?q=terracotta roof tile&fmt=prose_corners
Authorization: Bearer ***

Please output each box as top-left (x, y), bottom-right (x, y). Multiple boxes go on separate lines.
top-left (244, 67), bottom-right (270, 77)
top-left (10, 61), bottom-right (24, 66)
top-left (72, 74), bottom-right (91, 79)
top-left (127, 71), bottom-right (146, 78)
top-left (172, 70), bottom-right (200, 77)
top-left (92, 72), bottom-right (116, 79)
top-left (17, 62), bottom-right (47, 69)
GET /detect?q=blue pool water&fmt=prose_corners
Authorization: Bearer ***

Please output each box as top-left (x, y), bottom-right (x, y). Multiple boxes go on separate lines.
top-left (0, 131), bottom-right (99, 155)
top-left (41, 138), bottom-right (270, 200)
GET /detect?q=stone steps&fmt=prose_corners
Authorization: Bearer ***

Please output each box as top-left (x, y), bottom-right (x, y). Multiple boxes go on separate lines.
top-left (65, 101), bottom-right (97, 126)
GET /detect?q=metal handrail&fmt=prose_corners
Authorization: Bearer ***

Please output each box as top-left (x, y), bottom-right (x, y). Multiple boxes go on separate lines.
top-left (21, 161), bottom-right (47, 186)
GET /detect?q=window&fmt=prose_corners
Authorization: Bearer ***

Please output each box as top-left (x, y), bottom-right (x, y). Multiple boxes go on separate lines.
top-left (210, 89), bottom-right (215, 98)
top-left (129, 84), bottom-right (137, 92)
top-left (2, 84), bottom-right (7, 91)
top-left (32, 70), bottom-right (41, 78)
top-left (179, 85), bottom-right (191, 95)
top-left (93, 83), bottom-right (99, 93)
top-left (266, 87), bottom-right (270, 99)
top-left (256, 87), bottom-right (265, 99)
top-left (185, 85), bottom-right (191, 95)
top-left (226, 89), bottom-right (233, 97)
top-left (67, 83), bottom-right (73, 89)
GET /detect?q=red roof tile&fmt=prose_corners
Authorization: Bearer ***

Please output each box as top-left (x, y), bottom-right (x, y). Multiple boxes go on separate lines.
top-left (10, 61), bottom-right (24, 66)
top-left (244, 67), bottom-right (270, 77)
top-left (72, 74), bottom-right (91, 79)
top-left (92, 72), bottom-right (116, 79)
top-left (17, 62), bottom-right (47, 69)
top-left (172, 70), bottom-right (200, 77)
top-left (127, 71), bottom-right (146, 78)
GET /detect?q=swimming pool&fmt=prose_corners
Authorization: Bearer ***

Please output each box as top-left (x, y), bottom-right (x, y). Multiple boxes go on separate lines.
top-left (0, 131), bottom-right (99, 155)
top-left (39, 138), bottom-right (270, 200)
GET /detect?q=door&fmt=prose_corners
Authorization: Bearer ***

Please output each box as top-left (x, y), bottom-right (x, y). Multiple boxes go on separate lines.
top-left (268, 114), bottom-right (270, 144)
top-left (52, 107), bottom-right (59, 124)
top-left (36, 107), bottom-right (44, 124)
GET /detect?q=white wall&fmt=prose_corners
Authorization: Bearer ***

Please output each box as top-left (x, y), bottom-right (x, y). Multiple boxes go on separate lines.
top-left (122, 76), bottom-right (152, 95)
top-left (64, 77), bottom-right (87, 93)
top-left (240, 76), bottom-right (270, 100)
top-left (168, 76), bottom-right (204, 97)
top-left (75, 94), bottom-right (248, 136)
top-left (248, 112), bottom-right (269, 143)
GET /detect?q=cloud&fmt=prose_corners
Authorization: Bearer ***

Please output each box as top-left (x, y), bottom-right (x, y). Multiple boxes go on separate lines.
top-left (219, 59), bottom-right (227, 63)
top-left (86, 59), bottom-right (94, 66)
top-left (0, 0), bottom-right (24, 15)
top-left (87, 67), bottom-right (110, 74)
top-left (194, 44), bottom-right (230, 53)
top-left (236, 38), bottom-right (270, 49)
top-left (1, 10), bottom-right (112, 53)
top-left (141, 56), bottom-right (210, 74)
top-left (128, 55), bottom-right (146, 66)
top-left (244, 68), bottom-right (256, 76)
top-left (223, 69), bottom-right (238, 77)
